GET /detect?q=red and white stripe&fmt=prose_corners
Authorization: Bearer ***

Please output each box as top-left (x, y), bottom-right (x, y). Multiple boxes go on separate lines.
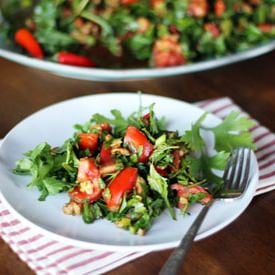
top-left (0, 97), bottom-right (274, 274)
top-left (0, 200), bottom-right (146, 274)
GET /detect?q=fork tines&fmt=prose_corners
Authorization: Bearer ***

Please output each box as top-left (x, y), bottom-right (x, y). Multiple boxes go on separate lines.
top-left (222, 147), bottom-right (252, 198)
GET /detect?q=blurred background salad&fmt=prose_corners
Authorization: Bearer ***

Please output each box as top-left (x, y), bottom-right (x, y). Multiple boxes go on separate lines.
top-left (0, 0), bottom-right (274, 68)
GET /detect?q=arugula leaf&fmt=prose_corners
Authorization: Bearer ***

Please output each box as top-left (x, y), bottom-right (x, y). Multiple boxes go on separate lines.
top-left (211, 112), bottom-right (255, 152)
top-left (150, 135), bottom-right (178, 168)
top-left (81, 10), bottom-right (122, 56)
top-left (148, 103), bottom-right (166, 135)
top-left (147, 164), bottom-right (175, 219)
top-left (92, 109), bottom-right (131, 135)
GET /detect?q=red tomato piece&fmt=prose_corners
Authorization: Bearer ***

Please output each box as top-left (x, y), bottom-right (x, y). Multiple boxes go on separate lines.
top-left (214, 0), bottom-right (226, 17)
top-left (124, 126), bottom-right (154, 163)
top-left (204, 23), bottom-right (220, 38)
top-left (104, 167), bottom-right (138, 211)
top-left (150, 0), bottom-right (164, 7)
top-left (152, 35), bottom-right (186, 68)
top-left (171, 184), bottom-right (212, 208)
top-left (155, 166), bottom-right (169, 176)
top-left (121, 0), bottom-right (139, 4)
top-left (70, 158), bottom-right (102, 203)
top-left (257, 24), bottom-right (275, 33)
top-left (188, 0), bottom-right (208, 18)
top-left (79, 133), bottom-right (99, 152)
top-left (189, 186), bottom-right (213, 204)
top-left (172, 149), bottom-right (182, 171)
top-left (141, 113), bottom-right (151, 126)
top-left (99, 123), bottom-right (112, 132)
top-left (100, 144), bottom-right (114, 165)
top-left (77, 158), bottom-right (100, 182)
top-left (69, 184), bottom-right (102, 203)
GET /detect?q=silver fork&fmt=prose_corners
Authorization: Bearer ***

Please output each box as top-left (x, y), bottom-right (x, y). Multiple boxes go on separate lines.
top-left (159, 147), bottom-right (252, 275)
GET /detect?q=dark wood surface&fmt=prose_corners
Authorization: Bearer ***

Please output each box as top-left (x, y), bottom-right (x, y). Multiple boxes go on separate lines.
top-left (0, 52), bottom-right (275, 275)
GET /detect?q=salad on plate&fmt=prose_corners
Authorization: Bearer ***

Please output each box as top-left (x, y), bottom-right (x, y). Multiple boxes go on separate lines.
top-left (1, 0), bottom-right (274, 68)
top-left (13, 102), bottom-right (255, 236)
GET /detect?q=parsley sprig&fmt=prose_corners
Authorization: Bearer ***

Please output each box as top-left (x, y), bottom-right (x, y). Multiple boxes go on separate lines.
top-left (181, 111), bottom-right (255, 194)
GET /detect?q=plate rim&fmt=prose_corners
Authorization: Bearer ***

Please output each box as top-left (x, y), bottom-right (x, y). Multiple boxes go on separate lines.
top-left (0, 41), bottom-right (274, 81)
top-left (0, 93), bottom-right (259, 252)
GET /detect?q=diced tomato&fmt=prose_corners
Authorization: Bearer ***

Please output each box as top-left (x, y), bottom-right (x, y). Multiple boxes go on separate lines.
top-left (155, 166), bottom-right (169, 176)
top-left (169, 25), bottom-right (179, 34)
top-left (257, 24), bottom-right (275, 33)
top-left (99, 123), bottom-right (112, 132)
top-left (70, 158), bottom-right (102, 203)
top-left (150, 0), bottom-right (165, 11)
top-left (171, 184), bottom-right (189, 209)
top-left (121, 0), bottom-right (139, 4)
top-left (249, 0), bottom-right (261, 5)
top-left (172, 149), bottom-right (182, 171)
top-left (124, 126), bottom-right (154, 163)
top-left (92, 123), bottom-right (112, 133)
top-left (204, 23), bottom-right (220, 38)
top-left (142, 113), bottom-right (150, 124)
top-left (150, 0), bottom-right (164, 7)
top-left (189, 186), bottom-right (213, 204)
top-left (152, 35), bottom-right (186, 68)
top-left (188, 0), bottom-right (208, 18)
top-left (77, 158), bottom-right (100, 182)
top-left (171, 184), bottom-right (189, 197)
top-left (104, 167), bottom-right (138, 211)
top-left (214, 0), bottom-right (226, 17)
top-left (100, 144), bottom-right (114, 165)
top-left (137, 17), bottom-right (151, 33)
top-left (79, 133), bottom-right (99, 152)
top-left (143, 113), bottom-right (150, 119)
top-left (69, 184), bottom-right (102, 203)
top-left (171, 184), bottom-right (212, 208)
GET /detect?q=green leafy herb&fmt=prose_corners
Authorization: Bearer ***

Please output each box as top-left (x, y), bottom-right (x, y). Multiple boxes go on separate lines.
top-left (82, 200), bottom-right (103, 224)
top-left (14, 142), bottom-right (77, 200)
top-left (181, 113), bottom-right (207, 152)
top-left (211, 112), bottom-right (255, 152)
top-left (147, 164), bottom-right (175, 219)
top-left (181, 111), bottom-right (255, 194)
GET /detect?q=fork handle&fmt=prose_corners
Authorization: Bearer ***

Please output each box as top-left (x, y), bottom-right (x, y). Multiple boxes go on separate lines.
top-left (159, 202), bottom-right (213, 275)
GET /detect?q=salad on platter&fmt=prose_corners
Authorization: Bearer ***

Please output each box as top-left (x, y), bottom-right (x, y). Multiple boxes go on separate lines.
top-left (1, 0), bottom-right (274, 69)
top-left (13, 103), bottom-right (255, 236)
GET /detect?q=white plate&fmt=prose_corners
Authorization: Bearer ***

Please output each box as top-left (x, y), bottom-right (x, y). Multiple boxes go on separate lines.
top-left (0, 93), bottom-right (258, 252)
top-left (0, 37), bottom-right (274, 81)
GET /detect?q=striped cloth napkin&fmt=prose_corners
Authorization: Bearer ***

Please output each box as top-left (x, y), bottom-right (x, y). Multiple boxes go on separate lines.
top-left (0, 97), bottom-right (274, 275)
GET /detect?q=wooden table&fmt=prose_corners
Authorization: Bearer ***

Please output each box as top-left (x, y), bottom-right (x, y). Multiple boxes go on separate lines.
top-left (0, 52), bottom-right (275, 275)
